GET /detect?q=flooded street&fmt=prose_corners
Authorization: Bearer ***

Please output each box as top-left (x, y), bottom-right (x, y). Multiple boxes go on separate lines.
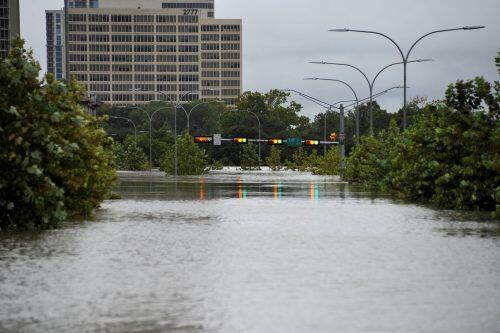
top-left (0, 170), bottom-right (499, 333)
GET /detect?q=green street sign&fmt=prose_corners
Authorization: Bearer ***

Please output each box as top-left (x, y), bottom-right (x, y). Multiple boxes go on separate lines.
top-left (287, 137), bottom-right (302, 148)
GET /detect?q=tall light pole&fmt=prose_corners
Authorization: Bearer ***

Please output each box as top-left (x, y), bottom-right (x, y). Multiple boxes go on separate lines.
top-left (109, 116), bottom-right (138, 144)
top-left (304, 78), bottom-right (360, 144)
top-left (310, 59), bottom-right (430, 135)
top-left (329, 26), bottom-right (485, 128)
top-left (285, 86), bottom-right (403, 149)
top-left (184, 99), bottom-right (224, 135)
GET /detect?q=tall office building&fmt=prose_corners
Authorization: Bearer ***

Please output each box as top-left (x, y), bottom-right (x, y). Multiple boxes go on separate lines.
top-left (0, 0), bottom-right (20, 59)
top-left (46, 0), bottom-right (242, 105)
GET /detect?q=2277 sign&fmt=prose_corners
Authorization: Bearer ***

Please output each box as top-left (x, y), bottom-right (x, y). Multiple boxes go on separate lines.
top-left (183, 9), bottom-right (199, 15)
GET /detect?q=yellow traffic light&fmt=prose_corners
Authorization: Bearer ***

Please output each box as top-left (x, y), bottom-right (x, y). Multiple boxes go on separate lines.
top-left (233, 137), bottom-right (248, 144)
top-left (267, 138), bottom-right (284, 145)
top-left (305, 139), bottom-right (320, 146)
top-left (194, 136), bottom-right (213, 144)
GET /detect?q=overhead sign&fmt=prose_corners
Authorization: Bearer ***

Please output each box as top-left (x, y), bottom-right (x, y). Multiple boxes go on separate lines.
top-left (305, 139), bottom-right (320, 146)
top-left (194, 136), bottom-right (213, 144)
top-left (286, 137), bottom-right (302, 148)
top-left (213, 134), bottom-right (222, 146)
top-left (233, 137), bottom-right (248, 144)
top-left (268, 138), bottom-right (284, 145)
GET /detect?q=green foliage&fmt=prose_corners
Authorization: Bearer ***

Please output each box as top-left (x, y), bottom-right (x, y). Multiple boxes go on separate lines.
top-left (113, 140), bottom-right (149, 171)
top-left (160, 135), bottom-right (210, 175)
top-left (0, 39), bottom-right (116, 231)
top-left (239, 144), bottom-right (261, 170)
top-left (344, 120), bottom-right (400, 188)
top-left (312, 147), bottom-right (341, 176)
top-left (266, 146), bottom-right (283, 171)
top-left (210, 160), bottom-right (224, 170)
top-left (344, 75), bottom-right (500, 214)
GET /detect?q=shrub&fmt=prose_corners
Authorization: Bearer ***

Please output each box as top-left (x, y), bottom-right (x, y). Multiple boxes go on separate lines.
top-left (114, 140), bottom-right (149, 171)
top-left (0, 39), bottom-right (116, 231)
top-left (160, 134), bottom-right (210, 175)
top-left (210, 160), bottom-right (224, 170)
top-left (266, 146), bottom-right (283, 171)
top-left (239, 144), bottom-right (260, 170)
top-left (343, 75), bottom-right (499, 214)
top-left (312, 147), bottom-right (341, 176)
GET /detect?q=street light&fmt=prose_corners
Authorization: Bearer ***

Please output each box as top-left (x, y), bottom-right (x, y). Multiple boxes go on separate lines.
top-left (184, 99), bottom-right (225, 135)
top-left (310, 59), bottom-right (431, 135)
top-left (304, 78), bottom-right (360, 144)
top-left (132, 88), bottom-right (219, 176)
top-left (285, 86), bottom-right (403, 150)
top-left (328, 26), bottom-right (485, 128)
top-left (109, 116), bottom-right (138, 144)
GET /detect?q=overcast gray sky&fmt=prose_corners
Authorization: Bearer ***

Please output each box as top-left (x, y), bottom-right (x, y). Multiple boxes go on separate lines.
top-left (20, 0), bottom-right (499, 117)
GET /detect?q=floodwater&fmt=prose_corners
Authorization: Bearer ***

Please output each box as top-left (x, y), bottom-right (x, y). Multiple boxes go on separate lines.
top-left (0, 170), bottom-right (499, 333)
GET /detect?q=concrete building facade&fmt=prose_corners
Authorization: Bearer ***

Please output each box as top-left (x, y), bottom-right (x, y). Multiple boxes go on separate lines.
top-left (0, 0), bottom-right (20, 59)
top-left (46, 0), bottom-right (242, 105)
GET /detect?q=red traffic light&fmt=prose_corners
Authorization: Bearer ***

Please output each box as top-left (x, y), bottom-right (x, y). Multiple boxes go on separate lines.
top-left (305, 139), bottom-right (320, 146)
top-left (330, 132), bottom-right (338, 141)
top-left (267, 138), bottom-right (284, 145)
top-left (194, 136), bottom-right (213, 143)
top-left (233, 137), bottom-right (248, 144)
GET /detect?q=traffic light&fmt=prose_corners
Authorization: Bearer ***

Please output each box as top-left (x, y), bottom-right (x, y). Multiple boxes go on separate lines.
top-left (330, 132), bottom-right (338, 141)
top-left (233, 137), bottom-right (248, 144)
top-left (305, 139), bottom-right (320, 146)
top-left (267, 138), bottom-right (284, 145)
top-left (194, 136), bottom-right (213, 144)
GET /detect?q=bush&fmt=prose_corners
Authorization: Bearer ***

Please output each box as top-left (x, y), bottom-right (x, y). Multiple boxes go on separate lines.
top-left (312, 147), bottom-right (341, 175)
top-left (344, 75), bottom-right (499, 214)
top-left (266, 146), bottom-right (283, 171)
top-left (114, 140), bottom-right (149, 171)
top-left (160, 134), bottom-right (210, 175)
top-left (0, 39), bottom-right (116, 231)
top-left (210, 160), bottom-right (224, 170)
top-left (239, 144), bottom-right (260, 170)
top-left (343, 120), bottom-right (400, 188)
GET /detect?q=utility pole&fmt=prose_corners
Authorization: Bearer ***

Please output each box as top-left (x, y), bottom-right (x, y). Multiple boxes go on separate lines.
top-left (339, 104), bottom-right (345, 169)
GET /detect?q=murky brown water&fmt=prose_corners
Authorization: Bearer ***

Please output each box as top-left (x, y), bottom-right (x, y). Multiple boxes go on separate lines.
top-left (0, 170), bottom-right (499, 333)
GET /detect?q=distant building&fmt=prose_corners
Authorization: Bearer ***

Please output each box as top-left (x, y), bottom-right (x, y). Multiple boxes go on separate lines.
top-left (0, 0), bottom-right (20, 59)
top-left (46, 0), bottom-right (242, 105)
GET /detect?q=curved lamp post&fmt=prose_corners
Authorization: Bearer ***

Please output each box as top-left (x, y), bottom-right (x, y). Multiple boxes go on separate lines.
top-left (183, 99), bottom-right (225, 135)
top-left (285, 86), bottom-right (404, 150)
top-left (329, 26), bottom-right (485, 128)
top-left (109, 116), bottom-right (138, 144)
top-left (310, 59), bottom-right (431, 135)
top-left (304, 78), bottom-right (360, 143)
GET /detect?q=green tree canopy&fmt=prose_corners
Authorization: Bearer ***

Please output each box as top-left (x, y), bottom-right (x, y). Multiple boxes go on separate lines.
top-left (0, 39), bottom-right (116, 231)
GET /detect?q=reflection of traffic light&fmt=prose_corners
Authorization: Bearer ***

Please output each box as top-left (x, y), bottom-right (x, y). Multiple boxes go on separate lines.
top-left (194, 136), bottom-right (213, 144)
top-left (330, 132), bottom-right (337, 141)
top-left (233, 137), bottom-right (248, 144)
top-left (305, 139), bottom-right (320, 146)
top-left (267, 138), bottom-right (284, 145)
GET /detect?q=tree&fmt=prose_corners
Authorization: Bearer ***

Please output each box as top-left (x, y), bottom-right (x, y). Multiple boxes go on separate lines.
top-left (160, 135), bottom-right (210, 175)
top-left (239, 144), bottom-right (260, 170)
top-left (266, 146), bottom-right (283, 171)
top-left (0, 39), bottom-right (116, 231)
top-left (114, 140), bottom-right (149, 171)
top-left (388, 77), bottom-right (499, 211)
top-left (313, 147), bottom-right (341, 176)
